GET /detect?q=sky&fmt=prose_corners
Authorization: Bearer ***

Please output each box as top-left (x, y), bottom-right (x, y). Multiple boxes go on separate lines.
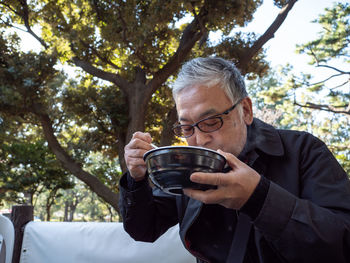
top-left (249, 0), bottom-right (334, 67)
top-left (243, 0), bottom-right (348, 84)
top-left (15, 0), bottom-right (347, 84)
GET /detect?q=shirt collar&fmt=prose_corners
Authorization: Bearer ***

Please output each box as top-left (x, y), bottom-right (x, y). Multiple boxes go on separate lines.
top-left (240, 118), bottom-right (284, 157)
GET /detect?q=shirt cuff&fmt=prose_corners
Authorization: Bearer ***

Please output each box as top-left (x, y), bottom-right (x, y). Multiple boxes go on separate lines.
top-left (240, 175), bottom-right (270, 220)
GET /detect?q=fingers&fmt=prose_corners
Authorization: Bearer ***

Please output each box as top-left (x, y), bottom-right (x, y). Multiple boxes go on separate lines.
top-left (190, 172), bottom-right (227, 186)
top-left (126, 154), bottom-right (148, 167)
top-left (184, 171), bottom-right (229, 205)
top-left (125, 132), bottom-right (153, 152)
top-left (184, 170), bottom-right (239, 208)
top-left (124, 132), bottom-right (154, 180)
top-left (132, 131), bottom-right (152, 144)
top-left (189, 148), bottom-right (241, 186)
top-left (184, 150), bottom-right (261, 209)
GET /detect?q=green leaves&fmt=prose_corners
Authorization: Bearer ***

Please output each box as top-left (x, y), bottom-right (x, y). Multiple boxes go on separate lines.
top-left (0, 33), bottom-right (62, 116)
top-left (297, 2), bottom-right (350, 64)
top-left (0, 140), bottom-right (74, 204)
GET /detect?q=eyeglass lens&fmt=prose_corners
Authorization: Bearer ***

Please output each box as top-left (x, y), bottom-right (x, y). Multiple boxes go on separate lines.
top-left (173, 117), bottom-right (223, 138)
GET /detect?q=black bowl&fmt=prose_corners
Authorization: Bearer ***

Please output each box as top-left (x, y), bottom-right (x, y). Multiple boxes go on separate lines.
top-left (143, 146), bottom-right (226, 196)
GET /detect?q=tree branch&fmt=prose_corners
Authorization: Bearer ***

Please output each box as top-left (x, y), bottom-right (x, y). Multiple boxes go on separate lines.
top-left (0, 16), bottom-right (29, 34)
top-left (330, 80), bottom-right (349, 90)
top-left (18, 0), bottom-right (48, 49)
top-left (0, 103), bottom-right (28, 115)
top-left (36, 111), bottom-right (120, 212)
top-left (71, 57), bottom-right (130, 92)
top-left (238, 0), bottom-right (298, 72)
top-left (294, 101), bottom-right (350, 115)
top-left (0, 0), bottom-right (48, 48)
top-left (147, 11), bottom-right (204, 93)
top-left (191, 2), bottom-right (208, 47)
top-left (309, 72), bottom-right (345, 86)
top-left (328, 144), bottom-right (350, 152)
top-left (114, 4), bottom-right (152, 68)
top-left (316, 64), bottom-right (350, 75)
top-left (0, 1), bottom-right (21, 16)
top-left (79, 38), bottom-right (120, 70)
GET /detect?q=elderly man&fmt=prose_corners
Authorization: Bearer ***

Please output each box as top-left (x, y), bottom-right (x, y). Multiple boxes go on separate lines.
top-left (119, 57), bottom-right (350, 263)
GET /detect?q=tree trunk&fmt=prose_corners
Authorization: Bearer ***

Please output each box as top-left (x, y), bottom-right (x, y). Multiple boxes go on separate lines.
top-left (68, 206), bottom-right (75, 221)
top-left (90, 196), bottom-right (97, 220)
top-left (160, 106), bottom-right (178, 146)
top-left (45, 204), bottom-right (51, 221)
top-left (24, 192), bottom-right (33, 205)
top-left (37, 113), bottom-right (120, 213)
top-left (63, 201), bottom-right (69, 221)
top-left (68, 198), bottom-right (79, 221)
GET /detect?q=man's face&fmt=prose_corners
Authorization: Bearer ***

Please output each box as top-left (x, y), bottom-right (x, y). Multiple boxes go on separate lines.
top-left (175, 84), bottom-right (253, 156)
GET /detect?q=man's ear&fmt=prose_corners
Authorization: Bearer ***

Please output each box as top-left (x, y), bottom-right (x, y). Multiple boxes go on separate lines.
top-left (241, 97), bottom-right (253, 125)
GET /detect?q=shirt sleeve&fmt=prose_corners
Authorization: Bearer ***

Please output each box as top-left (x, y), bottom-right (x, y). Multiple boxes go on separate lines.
top-left (119, 172), bottom-right (179, 243)
top-left (125, 172), bottom-right (148, 190)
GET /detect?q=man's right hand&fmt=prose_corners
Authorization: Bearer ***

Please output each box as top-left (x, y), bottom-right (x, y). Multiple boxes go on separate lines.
top-left (124, 132), bottom-right (154, 181)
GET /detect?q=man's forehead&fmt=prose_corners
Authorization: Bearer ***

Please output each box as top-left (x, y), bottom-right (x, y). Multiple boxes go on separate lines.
top-left (174, 84), bottom-right (231, 120)
top-left (178, 107), bottom-right (219, 122)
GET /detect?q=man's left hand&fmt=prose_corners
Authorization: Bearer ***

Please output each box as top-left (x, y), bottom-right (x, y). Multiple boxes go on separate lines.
top-left (183, 149), bottom-right (261, 210)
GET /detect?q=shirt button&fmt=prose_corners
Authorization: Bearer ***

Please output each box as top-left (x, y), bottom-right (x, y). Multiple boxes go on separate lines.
top-left (126, 197), bottom-right (133, 206)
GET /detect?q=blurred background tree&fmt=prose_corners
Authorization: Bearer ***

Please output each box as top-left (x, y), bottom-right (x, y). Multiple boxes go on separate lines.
top-left (295, 2), bottom-right (349, 115)
top-left (248, 2), bottom-right (349, 174)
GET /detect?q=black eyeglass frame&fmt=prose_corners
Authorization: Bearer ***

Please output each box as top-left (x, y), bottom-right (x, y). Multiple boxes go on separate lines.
top-left (172, 98), bottom-right (244, 138)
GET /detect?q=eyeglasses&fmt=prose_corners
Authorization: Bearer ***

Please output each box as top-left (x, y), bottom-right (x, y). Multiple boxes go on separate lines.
top-left (172, 98), bottom-right (244, 138)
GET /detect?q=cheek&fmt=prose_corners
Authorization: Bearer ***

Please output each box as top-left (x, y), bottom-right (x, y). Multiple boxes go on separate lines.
top-left (221, 120), bottom-right (246, 143)
top-left (185, 137), bottom-right (196, 146)
top-left (229, 114), bottom-right (244, 128)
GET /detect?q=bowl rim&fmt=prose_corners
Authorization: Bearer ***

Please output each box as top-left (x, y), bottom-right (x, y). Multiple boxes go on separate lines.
top-left (143, 145), bottom-right (226, 161)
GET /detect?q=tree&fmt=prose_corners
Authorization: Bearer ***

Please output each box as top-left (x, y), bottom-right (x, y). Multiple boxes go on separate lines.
top-left (294, 2), bottom-right (349, 115)
top-left (289, 2), bottom-right (349, 173)
top-left (248, 63), bottom-right (350, 175)
top-left (0, 0), bottom-right (298, 212)
top-left (0, 139), bottom-right (75, 210)
top-left (61, 187), bottom-right (88, 222)
top-left (247, 4), bottom-right (350, 175)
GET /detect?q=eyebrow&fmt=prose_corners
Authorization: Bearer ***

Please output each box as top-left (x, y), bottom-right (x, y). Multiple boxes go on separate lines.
top-left (179, 108), bottom-right (219, 122)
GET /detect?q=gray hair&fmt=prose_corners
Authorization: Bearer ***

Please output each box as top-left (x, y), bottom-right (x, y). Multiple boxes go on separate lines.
top-left (172, 57), bottom-right (248, 103)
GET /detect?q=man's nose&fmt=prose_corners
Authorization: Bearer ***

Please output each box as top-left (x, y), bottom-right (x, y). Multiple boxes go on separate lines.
top-left (193, 128), bottom-right (212, 147)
